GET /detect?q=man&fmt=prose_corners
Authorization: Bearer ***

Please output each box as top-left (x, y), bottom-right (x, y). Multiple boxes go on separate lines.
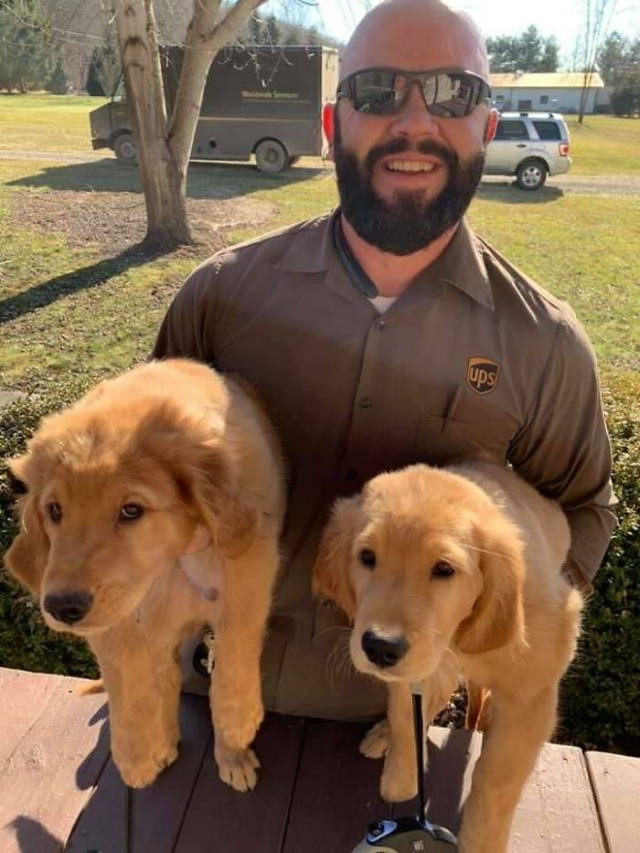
top-left (153, 0), bottom-right (616, 719)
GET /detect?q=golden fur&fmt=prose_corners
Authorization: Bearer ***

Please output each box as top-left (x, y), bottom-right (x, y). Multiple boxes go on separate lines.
top-left (313, 461), bottom-right (583, 853)
top-left (4, 359), bottom-right (286, 792)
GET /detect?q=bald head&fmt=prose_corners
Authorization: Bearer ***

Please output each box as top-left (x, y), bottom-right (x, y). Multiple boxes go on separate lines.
top-left (342, 0), bottom-right (488, 80)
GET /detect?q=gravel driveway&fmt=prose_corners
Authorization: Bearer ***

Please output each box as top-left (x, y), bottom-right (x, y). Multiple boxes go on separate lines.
top-left (1, 149), bottom-right (639, 195)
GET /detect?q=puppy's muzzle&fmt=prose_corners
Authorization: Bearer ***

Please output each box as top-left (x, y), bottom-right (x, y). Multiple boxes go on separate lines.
top-left (43, 590), bottom-right (94, 625)
top-left (361, 630), bottom-right (408, 669)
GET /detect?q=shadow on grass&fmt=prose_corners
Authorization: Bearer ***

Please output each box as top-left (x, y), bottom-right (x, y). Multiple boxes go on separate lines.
top-left (0, 244), bottom-right (168, 325)
top-left (477, 180), bottom-right (564, 203)
top-left (7, 157), bottom-right (327, 199)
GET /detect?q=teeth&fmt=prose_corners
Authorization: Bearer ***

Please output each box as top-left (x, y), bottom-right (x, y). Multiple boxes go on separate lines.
top-left (386, 160), bottom-right (436, 172)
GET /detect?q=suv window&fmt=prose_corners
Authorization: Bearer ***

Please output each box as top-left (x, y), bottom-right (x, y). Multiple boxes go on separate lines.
top-left (494, 120), bottom-right (529, 141)
top-left (532, 120), bottom-right (562, 140)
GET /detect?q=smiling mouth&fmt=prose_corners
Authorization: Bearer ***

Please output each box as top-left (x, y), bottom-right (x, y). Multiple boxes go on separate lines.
top-left (384, 159), bottom-right (438, 173)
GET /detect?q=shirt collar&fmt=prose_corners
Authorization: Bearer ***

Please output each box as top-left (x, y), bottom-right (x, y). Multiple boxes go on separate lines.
top-left (275, 209), bottom-right (494, 311)
top-left (274, 209), bottom-right (339, 274)
top-left (419, 218), bottom-right (495, 311)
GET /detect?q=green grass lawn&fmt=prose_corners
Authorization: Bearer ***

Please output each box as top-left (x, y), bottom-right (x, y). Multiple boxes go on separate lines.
top-left (0, 94), bottom-right (108, 153)
top-left (565, 115), bottom-right (640, 176)
top-left (0, 94), bottom-right (638, 397)
top-left (1, 93), bottom-right (639, 175)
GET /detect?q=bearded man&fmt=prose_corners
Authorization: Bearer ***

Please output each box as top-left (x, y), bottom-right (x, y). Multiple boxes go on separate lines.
top-left (152, 0), bottom-right (615, 719)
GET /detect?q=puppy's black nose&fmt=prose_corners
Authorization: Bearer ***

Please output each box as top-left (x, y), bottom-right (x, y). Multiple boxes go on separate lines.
top-left (361, 630), bottom-right (408, 668)
top-left (43, 591), bottom-right (93, 625)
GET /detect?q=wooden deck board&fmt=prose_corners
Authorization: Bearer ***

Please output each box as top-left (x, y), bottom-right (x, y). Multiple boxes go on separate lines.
top-left (509, 743), bottom-right (606, 853)
top-left (281, 718), bottom-right (390, 853)
top-left (586, 751), bottom-right (640, 853)
top-left (174, 712), bottom-right (305, 853)
top-left (1, 668), bottom-right (637, 852)
top-left (0, 668), bottom-right (109, 853)
top-left (0, 669), bottom-right (63, 769)
top-left (67, 693), bottom-right (213, 852)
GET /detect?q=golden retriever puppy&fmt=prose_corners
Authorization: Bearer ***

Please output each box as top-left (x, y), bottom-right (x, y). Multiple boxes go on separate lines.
top-left (313, 461), bottom-right (582, 853)
top-left (4, 359), bottom-right (285, 792)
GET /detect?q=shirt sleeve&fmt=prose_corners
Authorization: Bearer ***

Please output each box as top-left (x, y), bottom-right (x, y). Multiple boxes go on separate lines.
top-left (508, 313), bottom-right (617, 592)
top-left (151, 260), bottom-right (219, 363)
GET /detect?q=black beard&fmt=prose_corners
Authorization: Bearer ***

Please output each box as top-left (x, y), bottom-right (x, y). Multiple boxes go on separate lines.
top-left (333, 114), bottom-right (485, 256)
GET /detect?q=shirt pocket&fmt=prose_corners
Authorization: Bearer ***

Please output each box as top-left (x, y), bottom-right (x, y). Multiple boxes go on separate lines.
top-left (417, 411), bottom-right (513, 466)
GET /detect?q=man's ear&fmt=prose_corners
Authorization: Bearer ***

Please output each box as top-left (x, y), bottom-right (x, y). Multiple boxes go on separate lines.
top-left (454, 513), bottom-right (526, 655)
top-left (312, 495), bottom-right (363, 621)
top-left (322, 101), bottom-right (336, 157)
top-left (484, 107), bottom-right (499, 144)
top-left (3, 457), bottom-right (49, 597)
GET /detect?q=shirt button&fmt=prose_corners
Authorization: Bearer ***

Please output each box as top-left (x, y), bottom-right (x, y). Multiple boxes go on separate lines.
top-left (375, 317), bottom-right (385, 330)
top-left (358, 397), bottom-right (372, 408)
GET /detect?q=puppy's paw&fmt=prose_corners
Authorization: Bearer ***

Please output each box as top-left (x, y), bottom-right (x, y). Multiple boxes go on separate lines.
top-left (215, 741), bottom-right (260, 792)
top-left (380, 750), bottom-right (418, 803)
top-left (114, 743), bottom-right (179, 789)
top-left (213, 685), bottom-right (264, 751)
top-left (360, 718), bottom-right (390, 759)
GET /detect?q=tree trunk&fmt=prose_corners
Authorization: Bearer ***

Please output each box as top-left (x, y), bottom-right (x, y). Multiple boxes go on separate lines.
top-left (115, 0), bottom-right (191, 249)
top-left (167, 0), bottom-right (269, 196)
top-left (116, 0), bottom-right (266, 251)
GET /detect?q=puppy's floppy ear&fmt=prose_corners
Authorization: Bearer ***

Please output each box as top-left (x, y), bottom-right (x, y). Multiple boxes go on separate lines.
top-left (455, 512), bottom-right (526, 655)
top-left (189, 443), bottom-right (258, 559)
top-left (312, 495), bottom-right (363, 621)
top-left (3, 456), bottom-right (49, 597)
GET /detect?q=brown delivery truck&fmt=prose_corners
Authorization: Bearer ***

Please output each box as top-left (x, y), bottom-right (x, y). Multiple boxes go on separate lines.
top-left (89, 44), bottom-right (339, 172)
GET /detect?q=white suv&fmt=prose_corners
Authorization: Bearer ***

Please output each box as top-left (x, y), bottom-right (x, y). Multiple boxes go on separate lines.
top-left (483, 112), bottom-right (572, 190)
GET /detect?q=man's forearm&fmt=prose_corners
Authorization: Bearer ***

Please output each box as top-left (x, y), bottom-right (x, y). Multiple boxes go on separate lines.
top-left (564, 503), bottom-right (617, 593)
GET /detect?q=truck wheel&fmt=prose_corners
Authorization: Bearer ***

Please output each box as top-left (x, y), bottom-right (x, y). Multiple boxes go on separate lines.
top-left (255, 139), bottom-right (288, 174)
top-left (114, 133), bottom-right (137, 164)
top-left (516, 159), bottom-right (547, 190)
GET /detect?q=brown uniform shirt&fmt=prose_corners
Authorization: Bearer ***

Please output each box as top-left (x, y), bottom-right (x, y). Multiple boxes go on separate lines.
top-left (153, 211), bottom-right (616, 720)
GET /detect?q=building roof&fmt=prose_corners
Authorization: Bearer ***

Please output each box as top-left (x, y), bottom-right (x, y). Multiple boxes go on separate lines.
top-left (489, 72), bottom-right (605, 89)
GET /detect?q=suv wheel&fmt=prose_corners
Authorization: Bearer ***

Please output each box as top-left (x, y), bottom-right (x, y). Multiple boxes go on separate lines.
top-left (255, 139), bottom-right (288, 173)
top-left (516, 159), bottom-right (547, 191)
top-left (113, 132), bottom-right (137, 164)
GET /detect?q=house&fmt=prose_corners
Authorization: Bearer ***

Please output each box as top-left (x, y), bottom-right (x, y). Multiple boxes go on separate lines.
top-left (489, 71), bottom-right (610, 114)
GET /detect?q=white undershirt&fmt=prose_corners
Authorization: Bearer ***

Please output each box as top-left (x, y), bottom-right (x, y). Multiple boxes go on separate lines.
top-left (369, 295), bottom-right (398, 314)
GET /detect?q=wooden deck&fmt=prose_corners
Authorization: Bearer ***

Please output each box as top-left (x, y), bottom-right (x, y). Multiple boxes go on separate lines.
top-left (0, 667), bottom-right (638, 853)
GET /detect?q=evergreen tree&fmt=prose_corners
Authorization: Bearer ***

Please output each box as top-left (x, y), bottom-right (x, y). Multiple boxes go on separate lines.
top-left (264, 13), bottom-right (281, 45)
top-left (86, 23), bottom-right (121, 97)
top-left (485, 35), bottom-right (520, 72)
top-left (537, 37), bottom-right (559, 72)
top-left (248, 12), bottom-right (263, 44)
top-left (598, 33), bottom-right (640, 115)
top-left (0, 0), bottom-right (57, 92)
top-left (597, 31), bottom-right (630, 86)
top-left (46, 55), bottom-right (69, 93)
top-left (487, 26), bottom-right (559, 73)
top-left (519, 26), bottom-right (544, 71)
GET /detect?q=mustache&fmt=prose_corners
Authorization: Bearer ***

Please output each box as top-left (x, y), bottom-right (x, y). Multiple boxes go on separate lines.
top-left (364, 136), bottom-right (458, 175)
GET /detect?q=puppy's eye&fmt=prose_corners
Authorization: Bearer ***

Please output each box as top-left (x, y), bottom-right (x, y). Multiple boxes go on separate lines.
top-left (119, 503), bottom-right (144, 522)
top-left (47, 502), bottom-right (62, 523)
top-left (431, 561), bottom-right (455, 579)
top-left (359, 548), bottom-right (376, 569)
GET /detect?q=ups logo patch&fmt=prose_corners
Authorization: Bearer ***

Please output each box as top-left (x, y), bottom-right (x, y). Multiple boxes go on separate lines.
top-left (467, 357), bottom-right (500, 395)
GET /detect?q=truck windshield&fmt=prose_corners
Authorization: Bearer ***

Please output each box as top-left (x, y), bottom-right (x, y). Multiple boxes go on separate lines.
top-left (111, 77), bottom-right (126, 102)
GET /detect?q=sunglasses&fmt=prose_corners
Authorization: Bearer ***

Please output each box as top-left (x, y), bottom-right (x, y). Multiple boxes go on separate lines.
top-left (337, 67), bottom-right (491, 119)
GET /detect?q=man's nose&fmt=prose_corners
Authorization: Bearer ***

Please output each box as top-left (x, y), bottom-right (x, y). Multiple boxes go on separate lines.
top-left (43, 590), bottom-right (94, 624)
top-left (391, 82), bottom-right (441, 137)
top-left (361, 630), bottom-right (408, 668)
